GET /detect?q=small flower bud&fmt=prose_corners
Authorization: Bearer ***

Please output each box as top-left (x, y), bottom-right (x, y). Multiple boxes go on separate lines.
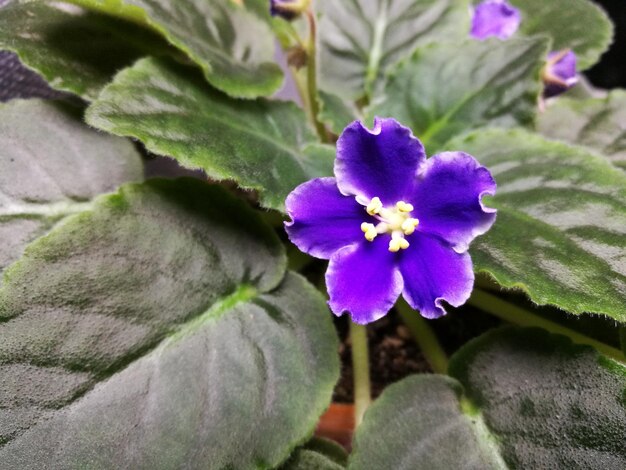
top-left (270, 0), bottom-right (310, 21)
top-left (542, 50), bottom-right (578, 98)
top-left (471, 0), bottom-right (521, 41)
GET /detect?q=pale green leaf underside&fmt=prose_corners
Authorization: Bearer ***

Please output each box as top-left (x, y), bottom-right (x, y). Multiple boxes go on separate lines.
top-left (0, 179), bottom-right (339, 469)
top-left (537, 90), bottom-right (626, 169)
top-left (68, 0), bottom-right (283, 98)
top-left (367, 37), bottom-right (548, 151)
top-left (350, 328), bottom-right (626, 469)
top-left (445, 129), bottom-right (626, 320)
top-left (317, 0), bottom-right (471, 100)
top-left (508, 0), bottom-right (614, 70)
top-left (0, 99), bottom-right (143, 281)
top-left (0, 1), bottom-right (170, 100)
top-left (86, 57), bottom-right (332, 211)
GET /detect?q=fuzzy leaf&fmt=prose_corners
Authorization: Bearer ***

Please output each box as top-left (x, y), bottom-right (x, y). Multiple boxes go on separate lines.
top-left (86, 57), bottom-right (333, 211)
top-left (450, 328), bottom-right (626, 468)
top-left (0, 179), bottom-right (339, 469)
top-left (349, 328), bottom-right (626, 469)
top-left (68, 0), bottom-right (283, 98)
top-left (508, 0), bottom-right (614, 70)
top-left (445, 129), bottom-right (626, 321)
top-left (367, 38), bottom-right (548, 151)
top-left (537, 90), bottom-right (626, 169)
top-left (279, 438), bottom-right (348, 470)
top-left (349, 375), bottom-right (505, 470)
top-left (0, 1), bottom-right (169, 100)
top-left (317, 0), bottom-right (471, 99)
top-left (0, 99), bottom-right (142, 281)
top-left (318, 91), bottom-right (361, 136)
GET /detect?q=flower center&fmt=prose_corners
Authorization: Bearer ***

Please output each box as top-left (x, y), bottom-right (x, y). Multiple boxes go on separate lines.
top-left (360, 197), bottom-right (419, 252)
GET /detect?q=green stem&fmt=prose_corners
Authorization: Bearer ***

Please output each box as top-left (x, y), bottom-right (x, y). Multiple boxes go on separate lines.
top-left (350, 322), bottom-right (371, 427)
top-left (469, 289), bottom-right (626, 363)
top-left (396, 299), bottom-right (449, 374)
top-left (305, 9), bottom-right (328, 141)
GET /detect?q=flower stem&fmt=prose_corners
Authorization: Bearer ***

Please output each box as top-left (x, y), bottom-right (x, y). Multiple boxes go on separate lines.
top-left (469, 288), bottom-right (626, 363)
top-left (396, 299), bottom-right (449, 374)
top-left (350, 321), bottom-right (371, 427)
top-left (305, 9), bottom-right (328, 141)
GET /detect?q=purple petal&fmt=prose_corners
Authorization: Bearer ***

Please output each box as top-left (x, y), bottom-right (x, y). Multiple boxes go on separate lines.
top-left (543, 50), bottom-right (578, 98)
top-left (399, 234), bottom-right (474, 319)
top-left (471, 0), bottom-right (521, 40)
top-left (335, 118), bottom-right (426, 206)
top-left (327, 238), bottom-right (403, 324)
top-left (285, 177), bottom-right (366, 259)
top-left (409, 152), bottom-right (496, 252)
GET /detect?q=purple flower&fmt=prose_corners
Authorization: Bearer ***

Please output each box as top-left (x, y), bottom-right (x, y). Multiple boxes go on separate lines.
top-left (285, 118), bottom-right (497, 324)
top-left (542, 50), bottom-right (578, 98)
top-left (471, 0), bottom-right (521, 40)
top-left (270, 0), bottom-right (309, 20)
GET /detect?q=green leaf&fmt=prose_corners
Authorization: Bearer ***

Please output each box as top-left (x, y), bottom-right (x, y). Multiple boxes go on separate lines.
top-left (0, 178), bottom-right (339, 469)
top-left (349, 327), bottom-right (626, 469)
top-left (279, 438), bottom-right (348, 470)
top-left (68, 0), bottom-right (283, 98)
top-left (318, 91), bottom-right (361, 136)
top-left (445, 129), bottom-right (626, 321)
top-left (537, 90), bottom-right (626, 169)
top-left (449, 327), bottom-right (626, 468)
top-left (317, 0), bottom-right (471, 100)
top-left (366, 38), bottom-right (548, 151)
top-left (508, 0), bottom-right (614, 70)
top-left (0, 1), bottom-right (170, 100)
top-left (0, 99), bottom-right (143, 281)
top-left (349, 375), bottom-right (506, 469)
top-left (86, 57), bottom-right (332, 211)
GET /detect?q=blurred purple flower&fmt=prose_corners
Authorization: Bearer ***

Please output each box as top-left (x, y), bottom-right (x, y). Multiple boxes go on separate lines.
top-left (542, 50), bottom-right (578, 98)
top-left (285, 118), bottom-right (497, 324)
top-left (471, 0), bottom-right (521, 40)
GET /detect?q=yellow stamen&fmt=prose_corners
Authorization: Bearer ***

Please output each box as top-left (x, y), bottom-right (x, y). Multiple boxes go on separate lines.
top-left (362, 196), bottom-right (416, 250)
top-left (396, 201), bottom-right (414, 213)
top-left (361, 222), bottom-right (377, 242)
top-left (389, 233), bottom-right (410, 252)
top-left (401, 218), bottom-right (419, 235)
top-left (366, 197), bottom-right (383, 215)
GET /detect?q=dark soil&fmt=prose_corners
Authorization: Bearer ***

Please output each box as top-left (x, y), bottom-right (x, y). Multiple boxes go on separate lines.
top-left (332, 304), bottom-right (502, 402)
top-left (333, 314), bottom-right (430, 401)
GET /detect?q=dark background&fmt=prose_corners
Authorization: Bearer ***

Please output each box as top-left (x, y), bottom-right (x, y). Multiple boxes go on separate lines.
top-left (586, 0), bottom-right (626, 88)
top-left (0, 0), bottom-right (624, 102)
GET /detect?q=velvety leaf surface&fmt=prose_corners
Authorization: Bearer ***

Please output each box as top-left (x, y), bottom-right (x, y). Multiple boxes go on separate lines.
top-left (449, 327), bottom-right (626, 469)
top-left (349, 375), bottom-right (506, 470)
top-left (445, 129), bottom-right (626, 320)
top-left (537, 90), bottom-right (626, 169)
top-left (0, 1), bottom-right (169, 100)
top-left (86, 57), bottom-right (333, 211)
top-left (0, 178), bottom-right (339, 469)
top-left (350, 328), bottom-right (626, 469)
top-left (279, 438), bottom-right (347, 470)
top-left (367, 38), bottom-right (547, 151)
top-left (508, 0), bottom-right (613, 70)
top-left (317, 0), bottom-right (470, 99)
top-left (318, 91), bottom-right (361, 136)
top-left (0, 99), bottom-right (143, 281)
top-left (69, 0), bottom-right (283, 98)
